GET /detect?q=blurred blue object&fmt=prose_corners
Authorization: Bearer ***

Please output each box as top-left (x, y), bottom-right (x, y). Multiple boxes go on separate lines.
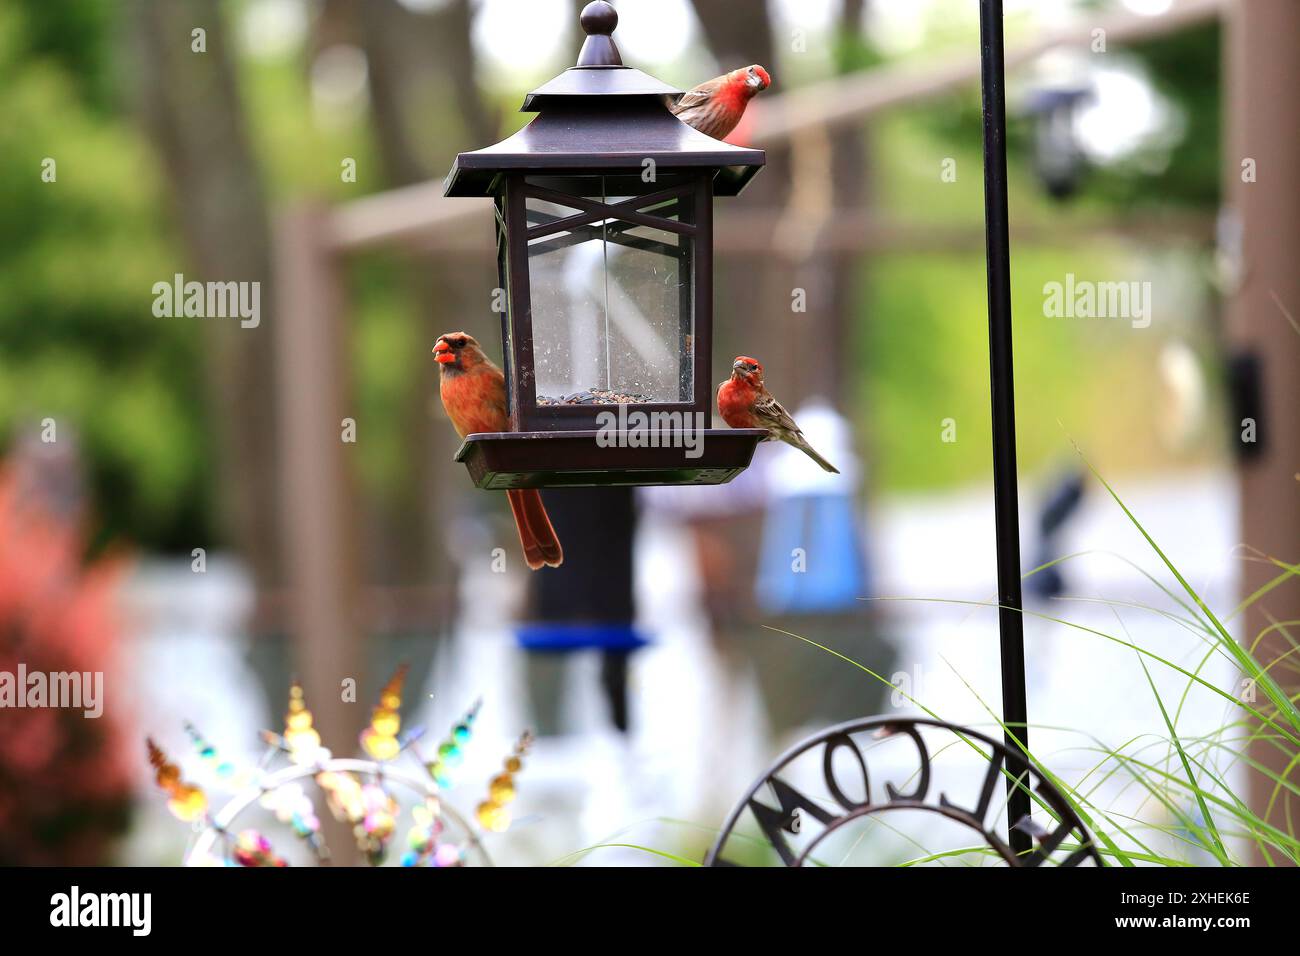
top-left (1028, 467), bottom-right (1087, 601)
top-left (756, 491), bottom-right (871, 614)
top-left (753, 401), bottom-right (870, 615)
top-left (515, 622), bottom-right (649, 652)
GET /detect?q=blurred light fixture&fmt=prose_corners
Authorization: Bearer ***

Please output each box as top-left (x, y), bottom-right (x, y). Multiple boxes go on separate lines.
top-left (1070, 63), bottom-right (1174, 167)
top-left (1021, 51), bottom-right (1095, 200)
top-left (1024, 84), bottom-right (1093, 200)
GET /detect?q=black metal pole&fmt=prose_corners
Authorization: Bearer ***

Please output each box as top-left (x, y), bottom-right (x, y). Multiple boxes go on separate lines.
top-left (978, 0), bottom-right (1032, 857)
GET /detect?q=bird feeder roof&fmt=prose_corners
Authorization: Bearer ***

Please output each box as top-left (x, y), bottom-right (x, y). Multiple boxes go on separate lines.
top-left (443, 2), bottom-right (764, 198)
top-left (519, 63), bottom-right (681, 110)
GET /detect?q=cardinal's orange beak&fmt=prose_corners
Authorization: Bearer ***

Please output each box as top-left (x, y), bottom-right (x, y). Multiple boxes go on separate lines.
top-left (432, 341), bottom-right (454, 364)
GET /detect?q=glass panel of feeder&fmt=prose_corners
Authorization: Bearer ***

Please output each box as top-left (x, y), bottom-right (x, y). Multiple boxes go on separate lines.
top-left (605, 222), bottom-right (691, 403)
top-left (526, 184), bottom-right (692, 408)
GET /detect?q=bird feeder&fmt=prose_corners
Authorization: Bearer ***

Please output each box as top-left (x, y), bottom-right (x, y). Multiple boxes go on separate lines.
top-left (443, 0), bottom-right (767, 489)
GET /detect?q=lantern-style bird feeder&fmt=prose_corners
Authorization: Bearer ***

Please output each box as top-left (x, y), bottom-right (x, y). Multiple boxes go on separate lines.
top-left (443, 1), bottom-right (767, 489)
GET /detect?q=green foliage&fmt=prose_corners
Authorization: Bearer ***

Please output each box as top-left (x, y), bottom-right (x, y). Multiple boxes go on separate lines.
top-left (0, 3), bottom-right (212, 552)
top-left (349, 256), bottom-right (421, 499)
top-left (1085, 24), bottom-right (1223, 209)
top-left (9, 0), bottom-right (114, 111)
top-left (861, 247), bottom-right (1193, 492)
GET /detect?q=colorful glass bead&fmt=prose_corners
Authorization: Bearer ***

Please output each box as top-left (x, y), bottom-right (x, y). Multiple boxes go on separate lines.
top-left (283, 681), bottom-right (324, 762)
top-left (318, 770), bottom-right (365, 822)
top-left (476, 800), bottom-right (510, 833)
top-left (489, 773), bottom-right (516, 804)
top-left (422, 699), bottom-right (482, 789)
top-left (185, 722), bottom-right (242, 782)
top-left (146, 738), bottom-right (209, 823)
top-left (167, 785), bottom-right (208, 822)
top-left (412, 799), bottom-right (440, 826)
top-left (233, 829), bottom-right (287, 867)
top-left (434, 843), bottom-right (461, 867)
top-left (472, 729), bottom-right (533, 834)
top-left (361, 665), bottom-right (408, 758)
top-left (426, 759), bottom-right (452, 788)
top-left (365, 809), bottom-right (394, 837)
top-left (361, 727), bottom-right (400, 762)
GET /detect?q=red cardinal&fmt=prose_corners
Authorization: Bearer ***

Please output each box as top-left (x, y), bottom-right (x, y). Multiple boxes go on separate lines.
top-left (434, 332), bottom-right (563, 570)
top-left (670, 64), bottom-right (770, 141)
top-left (717, 356), bottom-right (839, 473)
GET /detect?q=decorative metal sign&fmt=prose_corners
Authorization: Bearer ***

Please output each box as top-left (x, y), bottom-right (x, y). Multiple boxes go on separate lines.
top-left (706, 717), bottom-right (1102, 867)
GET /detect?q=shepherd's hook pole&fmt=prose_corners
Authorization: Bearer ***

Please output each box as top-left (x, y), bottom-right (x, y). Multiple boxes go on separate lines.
top-left (978, 0), bottom-right (1032, 858)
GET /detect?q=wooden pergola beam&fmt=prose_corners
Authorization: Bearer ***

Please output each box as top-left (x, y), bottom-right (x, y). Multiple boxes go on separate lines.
top-left (336, 207), bottom-right (1214, 256)
top-left (326, 0), bottom-right (1226, 253)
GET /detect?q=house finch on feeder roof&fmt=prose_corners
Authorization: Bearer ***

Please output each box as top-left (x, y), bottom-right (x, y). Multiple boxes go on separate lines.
top-left (670, 64), bottom-right (770, 141)
top-left (433, 332), bottom-right (563, 570)
top-left (718, 356), bottom-right (840, 474)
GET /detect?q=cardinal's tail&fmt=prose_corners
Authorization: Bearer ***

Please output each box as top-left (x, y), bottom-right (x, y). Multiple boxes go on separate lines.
top-left (506, 488), bottom-right (564, 570)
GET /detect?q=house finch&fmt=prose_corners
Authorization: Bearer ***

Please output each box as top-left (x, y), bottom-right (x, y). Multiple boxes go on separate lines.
top-left (670, 64), bottom-right (770, 141)
top-left (717, 356), bottom-right (839, 473)
top-left (433, 332), bottom-right (563, 570)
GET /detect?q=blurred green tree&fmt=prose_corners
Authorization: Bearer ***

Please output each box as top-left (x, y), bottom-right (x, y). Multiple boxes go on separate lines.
top-left (0, 0), bottom-right (213, 553)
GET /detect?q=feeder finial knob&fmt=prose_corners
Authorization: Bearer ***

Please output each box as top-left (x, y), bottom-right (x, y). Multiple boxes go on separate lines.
top-left (577, 1), bottom-right (621, 66)
top-left (581, 1), bottom-right (617, 36)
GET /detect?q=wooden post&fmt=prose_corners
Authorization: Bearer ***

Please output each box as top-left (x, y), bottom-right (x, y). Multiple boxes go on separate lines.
top-left (274, 204), bottom-right (364, 864)
top-left (1223, 0), bottom-right (1300, 863)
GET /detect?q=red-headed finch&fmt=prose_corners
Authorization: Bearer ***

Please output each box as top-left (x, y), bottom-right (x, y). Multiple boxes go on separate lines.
top-left (434, 332), bottom-right (563, 570)
top-left (717, 356), bottom-right (840, 474)
top-left (670, 64), bottom-right (770, 141)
